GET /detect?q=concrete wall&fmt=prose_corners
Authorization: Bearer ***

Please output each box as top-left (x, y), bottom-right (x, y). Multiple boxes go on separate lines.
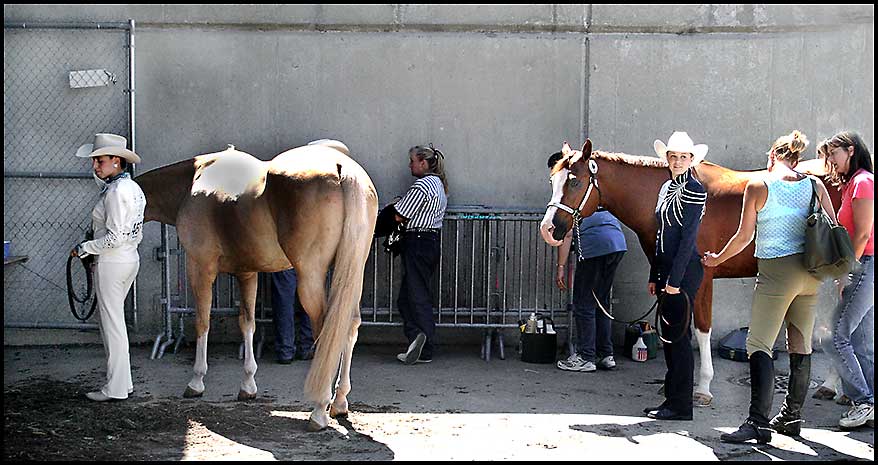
top-left (4, 4), bottom-right (874, 348)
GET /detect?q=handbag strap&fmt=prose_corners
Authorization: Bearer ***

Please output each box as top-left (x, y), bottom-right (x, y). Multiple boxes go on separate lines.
top-left (808, 177), bottom-right (819, 216)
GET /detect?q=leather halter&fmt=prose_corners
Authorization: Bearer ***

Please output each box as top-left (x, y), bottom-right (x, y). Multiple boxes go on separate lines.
top-left (547, 158), bottom-right (601, 218)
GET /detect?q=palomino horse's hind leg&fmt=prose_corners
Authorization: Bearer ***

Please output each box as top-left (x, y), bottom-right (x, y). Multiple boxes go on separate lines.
top-left (184, 257), bottom-right (218, 398)
top-left (330, 320), bottom-right (360, 419)
top-left (295, 267), bottom-right (332, 431)
top-left (236, 272), bottom-right (259, 401)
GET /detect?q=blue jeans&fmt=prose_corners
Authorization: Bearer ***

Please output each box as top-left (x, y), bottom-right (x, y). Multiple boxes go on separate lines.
top-left (826, 255), bottom-right (874, 405)
top-left (270, 269), bottom-right (314, 361)
top-left (572, 251), bottom-right (625, 362)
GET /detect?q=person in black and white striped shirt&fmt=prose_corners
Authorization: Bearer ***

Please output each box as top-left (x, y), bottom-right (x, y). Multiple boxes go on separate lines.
top-left (392, 144), bottom-right (448, 365)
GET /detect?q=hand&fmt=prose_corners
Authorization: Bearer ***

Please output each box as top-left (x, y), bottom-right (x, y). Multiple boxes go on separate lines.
top-left (702, 251), bottom-right (721, 268)
top-left (664, 285), bottom-right (680, 295)
top-left (648, 282), bottom-right (656, 296)
top-left (556, 265), bottom-right (567, 290)
top-left (834, 275), bottom-right (850, 296)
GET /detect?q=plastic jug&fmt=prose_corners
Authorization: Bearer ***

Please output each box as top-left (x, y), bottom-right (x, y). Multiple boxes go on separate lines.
top-left (632, 336), bottom-right (648, 362)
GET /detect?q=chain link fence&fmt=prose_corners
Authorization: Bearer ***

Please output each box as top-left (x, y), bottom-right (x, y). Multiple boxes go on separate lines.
top-left (4, 22), bottom-right (133, 329)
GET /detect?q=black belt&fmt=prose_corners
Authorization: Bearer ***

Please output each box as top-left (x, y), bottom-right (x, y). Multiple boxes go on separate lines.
top-left (407, 228), bottom-right (440, 234)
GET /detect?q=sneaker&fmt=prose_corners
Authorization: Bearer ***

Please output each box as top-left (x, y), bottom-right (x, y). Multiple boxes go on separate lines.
top-left (839, 402), bottom-right (874, 429)
top-left (597, 355), bottom-right (616, 370)
top-left (556, 354), bottom-right (596, 372)
top-left (396, 353), bottom-right (432, 364)
top-left (400, 333), bottom-right (427, 365)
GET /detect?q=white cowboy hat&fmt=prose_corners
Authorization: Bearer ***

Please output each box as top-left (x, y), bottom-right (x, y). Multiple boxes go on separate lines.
top-left (653, 131), bottom-right (708, 165)
top-left (75, 133), bottom-right (141, 164)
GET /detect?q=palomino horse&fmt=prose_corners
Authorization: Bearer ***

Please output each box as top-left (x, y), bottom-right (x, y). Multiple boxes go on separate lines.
top-left (539, 140), bottom-right (840, 407)
top-left (136, 140), bottom-right (378, 431)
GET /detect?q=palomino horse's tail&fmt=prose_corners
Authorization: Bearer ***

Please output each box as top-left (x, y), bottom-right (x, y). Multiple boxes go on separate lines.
top-left (304, 158), bottom-right (377, 403)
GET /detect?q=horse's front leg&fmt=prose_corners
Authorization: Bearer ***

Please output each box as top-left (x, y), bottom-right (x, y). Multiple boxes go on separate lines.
top-left (692, 282), bottom-right (714, 407)
top-left (236, 272), bottom-right (259, 400)
top-left (330, 320), bottom-right (360, 419)
top-left (694, 328), bottom-right (714, 407)
top-left (184, 259), bottom-right (217, 398)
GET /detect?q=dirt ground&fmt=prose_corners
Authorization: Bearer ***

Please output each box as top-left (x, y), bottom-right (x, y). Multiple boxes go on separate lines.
top-left (4, 342), bottom-right (875, 461)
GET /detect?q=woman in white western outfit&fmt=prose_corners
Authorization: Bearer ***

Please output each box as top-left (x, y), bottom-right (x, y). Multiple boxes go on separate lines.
top-left (71, 133), bottom-right (146, 402)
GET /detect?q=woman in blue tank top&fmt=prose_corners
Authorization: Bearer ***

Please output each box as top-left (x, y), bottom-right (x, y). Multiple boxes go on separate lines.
top-left (703, 130), bottom-right (837, 443)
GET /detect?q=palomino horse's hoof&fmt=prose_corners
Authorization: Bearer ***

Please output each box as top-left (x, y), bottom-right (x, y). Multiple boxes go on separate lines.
top-left (237, 390), bottom-right (257, 401)
top-left (329, 406), bottom-right (349, 419)
top-left (306, 419), bottom-right (327, 432)
top-left (183, 386), bottom-right (204, 398)
top-left (693, 392), bottom-right (713, 407)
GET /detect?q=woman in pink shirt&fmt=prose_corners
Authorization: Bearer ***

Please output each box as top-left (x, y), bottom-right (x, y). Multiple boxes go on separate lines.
top-left (822, 131), bottom-right (874, 429)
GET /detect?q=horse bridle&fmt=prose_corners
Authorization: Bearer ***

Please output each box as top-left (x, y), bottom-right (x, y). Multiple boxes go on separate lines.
top-left (546, 157), bottom-right (602, 260)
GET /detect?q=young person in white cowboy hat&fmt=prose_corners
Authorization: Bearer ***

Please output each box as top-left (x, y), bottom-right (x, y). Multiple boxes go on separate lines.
top-left (643, 131), bottom-right (708, 421)
top-left (70, 133), bottom-right (146, 402)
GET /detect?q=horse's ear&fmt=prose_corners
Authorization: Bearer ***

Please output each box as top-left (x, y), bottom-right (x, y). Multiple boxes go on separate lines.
top-left (561, 141), bottom-right (572, 157)
top-left (581, 139), bottom-right (592, 159)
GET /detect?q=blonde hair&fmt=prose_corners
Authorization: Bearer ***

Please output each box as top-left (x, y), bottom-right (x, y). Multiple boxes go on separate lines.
top-left (410, 144), bottom-right (448, 194)
top-left (770, 130), bottom-right (809, 164)
top-left (815, 138), bottom-right (831, 160)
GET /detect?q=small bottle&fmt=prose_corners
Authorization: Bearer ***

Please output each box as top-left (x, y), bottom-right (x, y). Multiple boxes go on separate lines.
top-left (545, 321), bottom-right (556, 335)
top-left (525, 313), bottom-right (537, 333)
top-left (536, 319), bottom-right (545, 334)
top-left (632, 337), bottom-right (648, 362)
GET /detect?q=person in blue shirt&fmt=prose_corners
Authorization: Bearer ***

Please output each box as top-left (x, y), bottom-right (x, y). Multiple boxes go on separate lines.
top-left (644, 132), bottom-right (708, 421)
top-left (270, 269), bottom-right (314, 364)
top-left (548, 152), bottom-right (628, 373)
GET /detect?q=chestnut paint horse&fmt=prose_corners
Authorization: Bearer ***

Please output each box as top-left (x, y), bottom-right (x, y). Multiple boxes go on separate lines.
top-left (136, 140), bottom-right (378, 431)
top-left (540, 140), bottom-right (840, 407)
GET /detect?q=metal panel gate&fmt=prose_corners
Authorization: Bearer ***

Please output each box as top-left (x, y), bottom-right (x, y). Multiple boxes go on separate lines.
top-left (4, 21), bottom-right (136, 330)
top-left (151, 207), bottom-right (574, 361)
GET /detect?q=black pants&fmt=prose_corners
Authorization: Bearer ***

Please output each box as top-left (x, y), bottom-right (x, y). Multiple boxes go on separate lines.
top-left (572, 251), bottom-right (625, 361)
top-left (397, 231), bottom-right (441, 359)
top-left (658, 259), bottom-right (703, 414)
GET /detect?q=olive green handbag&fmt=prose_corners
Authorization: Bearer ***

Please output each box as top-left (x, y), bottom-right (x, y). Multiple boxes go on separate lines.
top-left (803, 179), bottom-right (856, 280)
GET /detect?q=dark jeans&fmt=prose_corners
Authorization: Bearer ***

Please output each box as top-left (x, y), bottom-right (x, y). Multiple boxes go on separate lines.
top-left (397, 231), bottom-right (441, 359)
top-left (657, 258), bottom-right (703, 414)
top-left (270, 269), bottom-right (314, 361)
top-left (572, 251), bottom-right (625, 362)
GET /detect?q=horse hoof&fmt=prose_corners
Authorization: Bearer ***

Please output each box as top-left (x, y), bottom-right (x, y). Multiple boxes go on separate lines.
top-left (812, 386), bottom-right (837, 400)
top-left (306, 419), bottom-right (327, 432)
top-left (693, 392), bottom-right (713, 407)
top-left (329, 407), bottom-right (349, 419)
top-left (183, 386), bottom-right (203, 398)
top-left (237, 390), bottom-right (257, 401)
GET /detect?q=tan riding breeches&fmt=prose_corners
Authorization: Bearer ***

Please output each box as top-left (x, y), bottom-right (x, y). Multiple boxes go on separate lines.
top-left (746, 254), bottom-right (821, 357)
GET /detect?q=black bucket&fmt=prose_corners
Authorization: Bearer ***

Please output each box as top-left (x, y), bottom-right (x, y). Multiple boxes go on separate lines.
top-left (520, 333), bottom-right (557, 364)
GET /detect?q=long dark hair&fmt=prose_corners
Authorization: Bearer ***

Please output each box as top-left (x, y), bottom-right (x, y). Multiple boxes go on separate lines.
top-left (827, 131), bottom-right (873, 186)
top-left (410, 144), bottom-right (448, 194)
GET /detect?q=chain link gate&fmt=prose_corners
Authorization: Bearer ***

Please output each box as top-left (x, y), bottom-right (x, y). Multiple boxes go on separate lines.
top-left (4, 20), bottom-right (136, 330)
top-left (151, 208), bottom-right (575, 361)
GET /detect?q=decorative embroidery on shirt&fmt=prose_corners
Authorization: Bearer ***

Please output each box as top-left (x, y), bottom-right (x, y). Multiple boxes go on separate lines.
top-left (657, 170), bottom-right (706, 253)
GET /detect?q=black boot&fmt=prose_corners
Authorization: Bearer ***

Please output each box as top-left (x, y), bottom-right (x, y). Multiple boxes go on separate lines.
top-left (721, 351), bottom-right (774, 444)
top-left (770, 353), bottom-right (811, 436)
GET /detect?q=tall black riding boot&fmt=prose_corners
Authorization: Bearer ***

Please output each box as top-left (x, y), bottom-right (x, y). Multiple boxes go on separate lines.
top-left (770, 353), bottom-right (811, 436)
top-left (721, 351), bottom-right (774, 444)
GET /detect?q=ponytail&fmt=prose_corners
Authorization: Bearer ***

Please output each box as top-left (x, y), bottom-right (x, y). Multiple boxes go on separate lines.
top-left (411, 144), bottom-right (449, 194)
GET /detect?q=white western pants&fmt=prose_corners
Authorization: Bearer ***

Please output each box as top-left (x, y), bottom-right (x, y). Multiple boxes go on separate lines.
top-left (94, 260), bottom-right (139, 399)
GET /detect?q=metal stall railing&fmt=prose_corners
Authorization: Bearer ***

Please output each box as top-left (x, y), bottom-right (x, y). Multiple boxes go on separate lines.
top-left (4, 20), bottom-right (137, 331)
top-left (151, 207), bottom-right (575, 361)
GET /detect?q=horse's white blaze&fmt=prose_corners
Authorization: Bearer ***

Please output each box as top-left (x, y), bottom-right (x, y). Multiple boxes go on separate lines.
top-left (694, 328), bottom-right (714, 402)
top-left (189, 334), bottom-right (209, 392)
top-left (240, 328), bottom-right (257, 395)
top-left (541, 169), bottom-right (569, 246)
